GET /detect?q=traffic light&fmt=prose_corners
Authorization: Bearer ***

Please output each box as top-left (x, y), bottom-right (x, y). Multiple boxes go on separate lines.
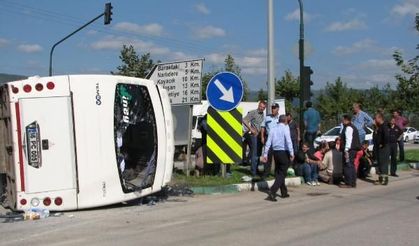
top-left (302, 66), bottom-right (313, 102)
top-left (104, 3), bottom-right (113, 25)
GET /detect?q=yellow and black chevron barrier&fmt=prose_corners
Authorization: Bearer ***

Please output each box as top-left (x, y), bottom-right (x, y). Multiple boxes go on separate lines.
top-left (206, 107), bottom-right (243, 164)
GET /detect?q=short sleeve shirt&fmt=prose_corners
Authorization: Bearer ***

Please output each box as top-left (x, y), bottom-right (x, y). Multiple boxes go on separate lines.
top-left (261, 114), bottom-right (279, 136)
top-left (304, 108), bottom-right (321, 133)
top-left (244, 109), bottom-right (265, 132)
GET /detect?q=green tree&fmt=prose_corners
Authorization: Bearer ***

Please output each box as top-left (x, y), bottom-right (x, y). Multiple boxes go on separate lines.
top-left (275, 69), bottom-right (300, 102)
top-left (200, 54), bottom-right (249, 101)
top-left (224, 54), bottom-right (249, 101)
top-left (316, 77), bottom-right (361, 127)
top-left (257, 88), bottom-right (267, 101)
top-left (201, 70), bottom-right (218, 100)
top-left (392, 14), bottom-right (419, 113)
top-left (274, 70), bottom-right (300, 113)
top-left (360, 84), bottom-right (394, 116)
top-left (112, 45), bottom-right (156, 78)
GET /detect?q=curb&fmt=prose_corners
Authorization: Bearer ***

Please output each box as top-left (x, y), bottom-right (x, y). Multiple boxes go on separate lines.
top-left (190, 163), bottom-right (413, 195)
top-left (191, 177), bottom-right (302, 195)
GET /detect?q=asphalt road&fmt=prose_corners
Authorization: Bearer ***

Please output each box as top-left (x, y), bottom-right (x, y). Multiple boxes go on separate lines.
top-left (1, 170), bottom-right (418, 246)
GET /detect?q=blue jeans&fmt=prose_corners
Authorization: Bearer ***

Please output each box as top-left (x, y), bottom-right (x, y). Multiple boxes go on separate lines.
top-left (298, 163), bottom-right (318, 183)
top-left (250, 135), bottom-right (259, 176)
top-left (304, 132), bottom-right (317, 152)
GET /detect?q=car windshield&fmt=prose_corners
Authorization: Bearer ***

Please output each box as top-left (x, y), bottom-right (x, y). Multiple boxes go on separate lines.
top-left (114, 83), bottom-right (158, 193)
top-left (323, 127), bottom-right (341, 136)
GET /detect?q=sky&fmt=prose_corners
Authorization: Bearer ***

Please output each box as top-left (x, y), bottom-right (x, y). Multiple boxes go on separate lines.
top-left (0, 0), bottom-right (418, 91)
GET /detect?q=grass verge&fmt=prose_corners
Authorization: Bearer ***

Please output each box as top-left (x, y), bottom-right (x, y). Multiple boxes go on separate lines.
top-left (405, 149), bottom-right (419, 162)
top-left (171, 164), bottom-right (272, 187)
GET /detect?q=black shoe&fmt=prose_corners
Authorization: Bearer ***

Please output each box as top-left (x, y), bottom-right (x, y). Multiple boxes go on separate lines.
top-left (382, 177), bottom-right (389, 185)
top-left (390, 174), bottom-right (399, 177)
top-left (266, 193), bottom-right (277, 202)
top-left (374, 176), bottom-right (384, 185)
top-left (280, 194), bottom-right (290, 199)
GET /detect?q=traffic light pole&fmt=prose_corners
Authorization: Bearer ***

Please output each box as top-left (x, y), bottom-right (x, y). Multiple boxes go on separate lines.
top-left (298, 0), bottom-right (305, 139)
top-left (49, 3), bottom-right (112, 76)
top-left (267, 0), bottom-right (275, 114)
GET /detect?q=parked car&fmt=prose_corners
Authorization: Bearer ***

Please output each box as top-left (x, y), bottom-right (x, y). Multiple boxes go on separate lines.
top-left (414, 134), bottom-right (419, 144)
top-left (314, 125), bottom-right (373, 150)
top-left (403, 127), bottom-right (417, 142)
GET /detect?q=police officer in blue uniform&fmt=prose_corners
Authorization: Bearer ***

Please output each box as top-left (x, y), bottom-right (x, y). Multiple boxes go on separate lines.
top-left (261, 103), bottom-right (280, 179)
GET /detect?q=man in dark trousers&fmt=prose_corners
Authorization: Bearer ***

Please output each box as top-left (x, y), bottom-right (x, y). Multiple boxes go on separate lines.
top-left (339, 114), bottom-right (361, 188)
top-left (388, 117), bottom-right (403, 177)
top-left (392, 110), bottom-right (409, 162)
top-left (373, 113), bottom-right (390, 185)
top-left (262, 115), bottom-right (294, 202)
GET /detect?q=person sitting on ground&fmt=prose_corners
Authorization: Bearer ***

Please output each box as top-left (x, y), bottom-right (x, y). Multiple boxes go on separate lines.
top-left (295, 142), bottom-right (322, 186)
top-left (356, 141), bottom-right (373, 179)
top-left (319, 141), bottom-right (343, 184)
top-left (314, 141), bottom-right (329, 161)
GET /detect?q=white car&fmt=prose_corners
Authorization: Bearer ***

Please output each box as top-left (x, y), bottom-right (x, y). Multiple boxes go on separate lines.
top-left (403, 127), bottom-right (417, 142)
top-left (314, 125), bottom-right (373, 150)
top-left (414, 134), bottom-right (419, 144)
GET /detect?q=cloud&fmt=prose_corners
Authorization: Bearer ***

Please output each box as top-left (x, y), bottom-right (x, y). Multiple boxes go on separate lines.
top-left (391, 0), bottom-right (419, 17)
top-left (195, 3), bottom-right (210, 15)
top-left (205, 53), bottom-right (225, 64)
top-left (358, 59), bottom-right (397, 70)
top-left (204, 49), bottom-right (267, 76)
top-left (90, 36), bottom-right (170, 55)
top-left (240, 56), bottom-right (266, 76)
top-left (340, 59), bottom-right (399, 88)
top-left (113, 22), bottom-right (164, 36)
top-left (0, 38), bottom-right (9, 48)
top-left (325, 19), bottom-right (367, 32)
top-left (333, 38), bottom-right (376, 55)
top-left (86, 30), bottom-right (98, 35)
top-left (90, 36), bottom-right (196, 62)
top-left (17, 44), bottom-right (43, 53)
top-left (285, 9), bottom-right (313, 22)
top-left (194, 25), bottom-right (226, 39)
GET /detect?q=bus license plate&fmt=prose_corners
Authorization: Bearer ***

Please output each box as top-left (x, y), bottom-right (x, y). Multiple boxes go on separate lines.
top-left (26, 121), bottom-right (42, 168)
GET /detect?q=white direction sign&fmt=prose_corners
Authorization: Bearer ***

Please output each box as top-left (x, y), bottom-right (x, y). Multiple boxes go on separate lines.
top-left (147, 59), bottom-right (203, 105)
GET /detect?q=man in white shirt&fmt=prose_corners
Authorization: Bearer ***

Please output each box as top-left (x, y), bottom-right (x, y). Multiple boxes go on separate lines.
top-left (339, 114), bottom-right (361, 188)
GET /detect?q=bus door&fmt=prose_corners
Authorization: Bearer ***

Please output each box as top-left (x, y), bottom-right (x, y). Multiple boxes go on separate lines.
top-left (19, 96), bottom-right (77, 203)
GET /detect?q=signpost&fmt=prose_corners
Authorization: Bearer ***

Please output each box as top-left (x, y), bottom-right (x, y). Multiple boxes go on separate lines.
top-left (206, 72), bottom-right (244, 177)
top-left (206, 72), bottom-right (244, 111)
top-left (147, 59), bottom-right (203, 176)
top-left (147, 59), bottom-right (203, 105)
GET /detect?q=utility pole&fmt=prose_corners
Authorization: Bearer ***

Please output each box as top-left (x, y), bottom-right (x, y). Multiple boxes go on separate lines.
top-left (298, 0), bottom-right (305, 137)
top-left (267, 0), bottom-right (275, 114)
top-left (49, 3), bottom-right (113, 76)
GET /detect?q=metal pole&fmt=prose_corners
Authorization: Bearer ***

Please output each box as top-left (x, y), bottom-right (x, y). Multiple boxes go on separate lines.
top-left (267, 0), bottom-right (275, 114)
top-left (298, 0), bottom-right (305, 138)
top-left (185, 105), bottom-right (193, 177)
top-left (49, 13), bottom-right (104, 76)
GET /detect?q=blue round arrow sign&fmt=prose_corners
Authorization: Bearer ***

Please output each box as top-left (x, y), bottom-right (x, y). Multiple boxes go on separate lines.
top-left (206, 72), bottom-right (244, 111)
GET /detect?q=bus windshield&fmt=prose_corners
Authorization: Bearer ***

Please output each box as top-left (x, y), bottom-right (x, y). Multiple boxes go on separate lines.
top-left (114, 83), bottom-right (158, 193)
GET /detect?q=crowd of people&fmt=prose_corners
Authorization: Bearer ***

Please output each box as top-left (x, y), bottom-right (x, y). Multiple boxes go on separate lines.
top-left (196, 99), bottom-right (410, 202)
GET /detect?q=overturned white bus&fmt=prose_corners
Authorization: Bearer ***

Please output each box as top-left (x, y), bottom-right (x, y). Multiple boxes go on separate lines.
top-left (0, 75), bottom-right (174, 211)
